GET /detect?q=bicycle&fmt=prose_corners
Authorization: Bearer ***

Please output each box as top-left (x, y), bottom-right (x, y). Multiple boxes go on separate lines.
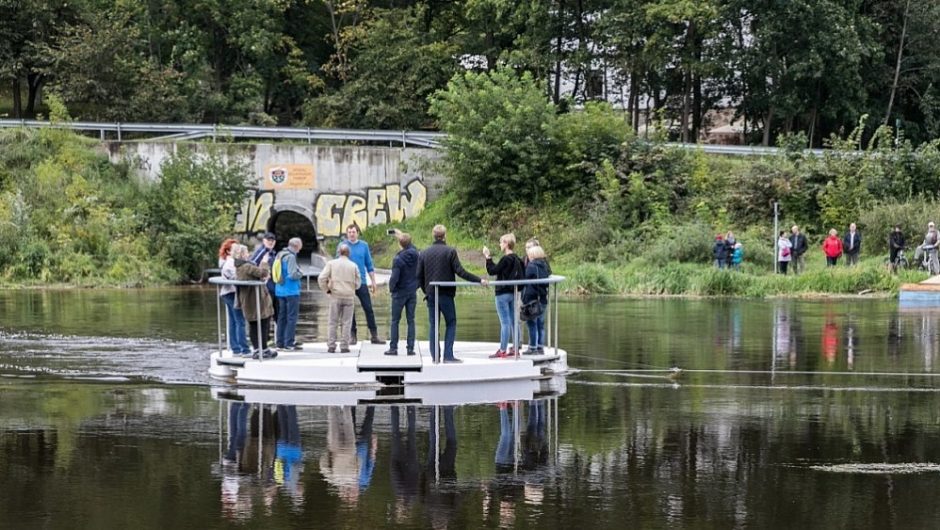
top-left (885, 248), bottom-right (909, 271)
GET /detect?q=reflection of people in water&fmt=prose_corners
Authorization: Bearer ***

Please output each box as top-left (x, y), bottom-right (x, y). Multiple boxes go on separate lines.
top-left (355, 406), bottom-right (377, 492)
top-left (319, 406), bottom-right (376, 505)
top-left (845, 323), bottom-right (856, 369)
top-left (822, 314), bottom-right (839, 364)
top-left (221, 403), bottom-right (278, 520)
top-left (390, 406), bottom-right (419, 501)
top-left (423, 406), bottom-right (459, 528)
top-left (523, 400), bottom-right (548, 471)
top-left (495, 402), bottom-right (515, 472)
top-left (773, 307), bottom-right (791, 362)
top-left (274, 405), bottom-right (304, 509)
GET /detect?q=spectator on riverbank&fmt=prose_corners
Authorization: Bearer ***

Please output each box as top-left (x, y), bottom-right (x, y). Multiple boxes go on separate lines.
top-left (731, 242), bottom-right (744, 271)
top-left (218, 238), bottom-right (251, 356)
top-left (777, 232), bottom-right (792, 274)
top-left (522, 245), bottom-right (551, 354)
top-left (337, 224), bottom-right (382, 345)
top-left (318, 244), bottom-right (360, 354)
top-left (386, 231), bottom-right (419, 356)
top-left (843, 223), bottom-right (861, 266)
top-left (889, 225), bottom-right (905, 272)
top-left (275, 237), bottom-right (304, 350)
top-left (484, 233), bottom-right (525, 359)
top-left (234, 244), bottom-right (276, 358)
top-left (417, 224), bottom-right (487, 363)
top-left (790, 226), bottom-right (808, 274)
top-left (713, 235), bottom-right (726, 269)
top-left (725, 231), bottom-right (736, 266)
top-left (823, 229), bottom-right (843, 267)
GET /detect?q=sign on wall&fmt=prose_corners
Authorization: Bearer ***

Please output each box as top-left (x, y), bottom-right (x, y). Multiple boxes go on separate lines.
top-left (262, 164), bottom-right (315, 189)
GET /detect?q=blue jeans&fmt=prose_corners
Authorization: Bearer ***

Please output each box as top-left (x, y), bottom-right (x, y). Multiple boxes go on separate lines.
top-left (427, 294), bottom-right (457, 361)
top-left (351, 284), bottom-right (378, 335)
top-left (389, 292), bottom-right (417, 352)
top-left (221, 293), bottom-right (251, 353)
top-left (495, 293), bottom-right (515, 351)
top-left (495, 407), bottom-right (515, 468)
top-left (526, 302), bottom-right (546, 348)
top-left (276, 295), bottom-right (300, 347)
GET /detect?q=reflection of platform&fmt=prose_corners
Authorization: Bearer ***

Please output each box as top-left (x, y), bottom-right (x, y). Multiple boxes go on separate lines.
top-left (211, 375), bottom-right (566, 406)
top-left (209, 341), bottom-right (568, 387)
top-left (899, 283), bottom-right (940, 307)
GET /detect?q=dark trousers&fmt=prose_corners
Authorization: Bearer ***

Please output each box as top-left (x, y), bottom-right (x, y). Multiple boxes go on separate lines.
top-left (248, 317), bottom-right (270, 351)
top-left (826, 256), bottom-right (839, 267)
top-left (389, 291), bottom-right (417, 352)
top-left (427, 294), bottom-right (457, 361)
top-left (276, 295), bottom-right (300, 347)
top-left (351, 284), bottom-right (377, 335)
top-left (778, 261), bottom-right (789, 274)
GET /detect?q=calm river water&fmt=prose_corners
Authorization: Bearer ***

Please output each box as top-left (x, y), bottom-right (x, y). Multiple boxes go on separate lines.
top-left (3, 288), bottom-right (940, 528)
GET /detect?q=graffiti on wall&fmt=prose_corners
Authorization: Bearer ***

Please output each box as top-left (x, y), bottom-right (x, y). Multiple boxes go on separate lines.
top-left (233, 189), bottom-right (274, 234)
top-left (314, 179), bottom-right (427, 237)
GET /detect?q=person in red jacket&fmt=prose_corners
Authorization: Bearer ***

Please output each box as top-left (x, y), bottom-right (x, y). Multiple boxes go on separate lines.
top-left (822, 228), bottom-right (844, 267)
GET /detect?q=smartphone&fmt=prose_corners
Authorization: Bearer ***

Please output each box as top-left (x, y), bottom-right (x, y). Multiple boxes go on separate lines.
top-left (387, 228), bottom-right (396, 235)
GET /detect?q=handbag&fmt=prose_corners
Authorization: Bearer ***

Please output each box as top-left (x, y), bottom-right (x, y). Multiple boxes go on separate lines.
top-left (520, 299), bottom-right (543, 321)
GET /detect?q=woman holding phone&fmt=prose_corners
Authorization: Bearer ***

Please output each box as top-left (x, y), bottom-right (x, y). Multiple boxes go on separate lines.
top-left (483, 233), bottom-right (525, 358)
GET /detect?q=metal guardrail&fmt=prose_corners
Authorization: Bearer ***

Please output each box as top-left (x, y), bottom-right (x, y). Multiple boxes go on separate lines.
top-left (0, 119), bottom-right (444, 148)
top-left (0, 118), bottom-right (834, 156)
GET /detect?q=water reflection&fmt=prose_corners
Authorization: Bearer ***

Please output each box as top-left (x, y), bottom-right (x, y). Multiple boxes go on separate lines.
top-left (214, 398), bottom-right (559, 524)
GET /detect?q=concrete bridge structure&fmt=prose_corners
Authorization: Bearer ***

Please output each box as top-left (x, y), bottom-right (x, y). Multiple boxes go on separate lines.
top-left (107, 142), bottom-right (444, 256)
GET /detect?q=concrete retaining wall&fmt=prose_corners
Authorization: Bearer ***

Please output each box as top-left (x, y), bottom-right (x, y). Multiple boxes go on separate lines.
top-left (106, 142), bottom-right (445, 240)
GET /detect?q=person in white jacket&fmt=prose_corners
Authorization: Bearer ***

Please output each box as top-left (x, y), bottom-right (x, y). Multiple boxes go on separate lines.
top-left (777, 231), bottom-right (793, 275)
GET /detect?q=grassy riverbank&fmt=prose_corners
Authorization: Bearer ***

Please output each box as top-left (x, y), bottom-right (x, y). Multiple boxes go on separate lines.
top-left (358, 196), bottom-right (926, 298)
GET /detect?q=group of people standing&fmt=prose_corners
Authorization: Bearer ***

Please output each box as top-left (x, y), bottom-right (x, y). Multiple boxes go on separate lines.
top-left (219, 223), bottom-right (554, 362)
top-left (217, 233), bottom-right (306, 359)
top-left (318, 224), bottom-right (552, 362)
top-left (712, 231), bottom-right (744, 270)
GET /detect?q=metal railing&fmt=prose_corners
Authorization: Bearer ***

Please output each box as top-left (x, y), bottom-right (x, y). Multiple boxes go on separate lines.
top-left (0, 118), bottom-right (836, 156)
top-left (428, 274), bottom-right (565, 364)
top-left (0, 119), bottom-right (444, 148)
top-left (209, 277), bottom-right (270, 362)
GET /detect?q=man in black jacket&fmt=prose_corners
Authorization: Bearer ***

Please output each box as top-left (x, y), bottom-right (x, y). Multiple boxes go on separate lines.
top-left (889, 225), bottom-right (905, 272)
top-left (790, 225), bottom-right (808, 274)
top-left (386, 231), bottom-right (419, 356)
top-left (417, 224), bottom-right (488, 363)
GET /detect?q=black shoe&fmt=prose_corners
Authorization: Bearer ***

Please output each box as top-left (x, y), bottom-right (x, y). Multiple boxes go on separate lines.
top-left (327, 346), bottom-right (336, 353)
top-left (340, 347), bottom-right (350, 353)
top-left (406, 350), bottom-right (416, 356)
top-left (384, 349), bottom-right (398, 356)
top-left (443, 358), bottom-right (463, 364)
top-left (290, 344), bottom-right (304, 351)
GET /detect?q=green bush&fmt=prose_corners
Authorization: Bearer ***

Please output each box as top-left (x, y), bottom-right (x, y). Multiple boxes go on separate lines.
top-left (642, 221), bottom-right (715, 266)
top-left (857, 198), bottom-right (940, 255)
top-left (567, 263), bottom-right (616, 295)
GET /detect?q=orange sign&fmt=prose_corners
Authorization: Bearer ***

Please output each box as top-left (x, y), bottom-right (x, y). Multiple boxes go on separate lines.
top-left (262, 164), bottom-right (315, 190)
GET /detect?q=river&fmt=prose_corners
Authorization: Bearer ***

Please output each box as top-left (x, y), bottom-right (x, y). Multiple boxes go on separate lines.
top-left (2, 288), bottom-right (940, 528)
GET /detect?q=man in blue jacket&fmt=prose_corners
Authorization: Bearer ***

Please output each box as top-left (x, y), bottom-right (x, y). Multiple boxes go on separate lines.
top-left (386, 230), bottom-right (419, 356)
top-left (336, 224), bottom-right (383, 345)
top-left (275, 237), bottom-right (304, 350)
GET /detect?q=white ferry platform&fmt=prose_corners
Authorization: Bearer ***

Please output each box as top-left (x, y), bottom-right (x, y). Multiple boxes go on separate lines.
top-left (209, 340), bottom-right (568, 387)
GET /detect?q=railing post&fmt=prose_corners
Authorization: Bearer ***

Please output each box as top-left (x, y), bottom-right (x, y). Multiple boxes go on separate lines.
top-left (434, 285), bottom-right (440, 363)
top-left (216, 284), bottom-right (224, 356)
top-left (116, 122), bottom-right (122, 141)
top-left (553, 280), bottom-right (559, 356)
top-left (513, 284), bottom-right (520, 360)
top-left (255, 285), bottom-right (263, 361)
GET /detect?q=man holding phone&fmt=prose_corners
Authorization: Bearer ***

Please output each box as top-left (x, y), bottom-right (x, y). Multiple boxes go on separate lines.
top-left (336, 224), bottom-right (382, 344)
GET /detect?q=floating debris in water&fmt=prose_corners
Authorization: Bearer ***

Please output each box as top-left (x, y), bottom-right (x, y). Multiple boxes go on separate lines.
top-left (811, 463), bottom-right (940, 474)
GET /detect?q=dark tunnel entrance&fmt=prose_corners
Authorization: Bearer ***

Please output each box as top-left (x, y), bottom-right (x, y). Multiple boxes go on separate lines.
top-left (269, 210), bottom-right (319, 258)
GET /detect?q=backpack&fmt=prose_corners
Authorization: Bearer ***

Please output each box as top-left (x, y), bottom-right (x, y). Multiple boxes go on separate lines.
top-left (271, 252), bottom-right (287, 284)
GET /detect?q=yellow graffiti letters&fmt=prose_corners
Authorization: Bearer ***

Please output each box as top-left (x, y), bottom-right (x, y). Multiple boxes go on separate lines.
top-left (313, 179), bottom-right (427, 237)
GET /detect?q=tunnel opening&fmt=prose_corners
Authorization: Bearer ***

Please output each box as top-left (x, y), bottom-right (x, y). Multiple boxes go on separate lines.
top-left (269, 210), bottom-right (319, 258)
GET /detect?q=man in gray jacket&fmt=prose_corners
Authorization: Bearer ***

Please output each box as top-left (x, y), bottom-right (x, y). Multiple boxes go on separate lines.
top-left (318, 244), bottom-right (361, 353)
